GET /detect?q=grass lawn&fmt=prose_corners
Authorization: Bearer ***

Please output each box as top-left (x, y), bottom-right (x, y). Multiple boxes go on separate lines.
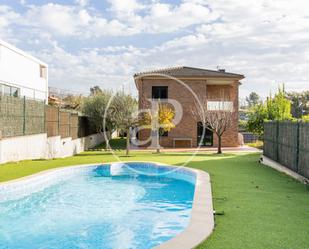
top-left (0, 143), bottom-right (308, 249)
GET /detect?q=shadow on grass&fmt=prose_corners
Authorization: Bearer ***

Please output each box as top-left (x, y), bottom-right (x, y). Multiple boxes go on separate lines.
top-left (158, 153), bottom-right (236, 157)
top-left (75, 153), bottom-right (113, 156)
top-left (90, 138), bottom-right (127, 151)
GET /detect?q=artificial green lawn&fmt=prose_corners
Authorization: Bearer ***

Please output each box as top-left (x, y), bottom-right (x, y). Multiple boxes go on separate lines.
top-left (0, 145), bottom-right (308, 249)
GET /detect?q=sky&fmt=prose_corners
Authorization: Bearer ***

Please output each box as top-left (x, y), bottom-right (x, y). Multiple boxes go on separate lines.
top-left (0, 0), bottom-right (309, 99)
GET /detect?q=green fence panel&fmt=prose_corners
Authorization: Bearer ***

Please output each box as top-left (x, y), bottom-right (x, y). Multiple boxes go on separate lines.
top-left (0, 96), bottom-right (26, 137)
top-left (24, 98), bottom-right (45, 135)
top-left (264, 121), bottom-right (309, 179)
top-left (277, 121), bottom-right (299, 172)
top-left (298, 123), bottom-right (309, 179)
top-left (263, 121), bottom-right (278, 161)
top-left (0, 95), bottom-right (96, 141)
top-left (0, 95), bottom-right (44, 138)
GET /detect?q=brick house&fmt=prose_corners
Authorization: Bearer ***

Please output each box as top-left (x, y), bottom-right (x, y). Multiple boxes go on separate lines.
top-left (134, 66), bottom-right (244, 148)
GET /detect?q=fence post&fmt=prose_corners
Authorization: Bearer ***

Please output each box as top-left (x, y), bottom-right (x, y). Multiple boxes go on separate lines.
top-left (58, 107), bottom-right (60, 136)
top-left (23, 96), bottom-right (26, 135)
top-left (296, 121), bottom-right (300, 173)
top-left (69, 112), bottom-right (71, 138)
top-left (43, 104), bottom-right (46, 133)
top-left (275, 120), bottom-right (279, 161)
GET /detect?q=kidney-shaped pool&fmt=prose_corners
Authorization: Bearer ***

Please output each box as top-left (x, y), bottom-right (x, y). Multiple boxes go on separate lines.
top-left (0, 162), bottom-right (211, 249)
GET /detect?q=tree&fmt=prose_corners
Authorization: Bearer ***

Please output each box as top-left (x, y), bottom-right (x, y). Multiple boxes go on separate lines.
top-left (286, 91), bottom-right (309, 118)
top-left (82, 90), bottom-right (114, 149)
top-left (139, 101), bottom-right (175, 153)
top-left (90, 86), bottom-right (103, 96)
top-left (302, 114), bottom-right (309, 122)
top-left (110, 92), bottom-right (138, 156)
top-left (266, 86), bottom-right (291, 120)
top-left (246, 92), bottom-right (260, 107)
top-left (247, 85), bottom-right (292, 137)
top-left (62, 94), bottom-right (84, 110)
top-left (193, 99), bottom-right (234, 154)
top-left (247, 103), bottom-right (267, 137)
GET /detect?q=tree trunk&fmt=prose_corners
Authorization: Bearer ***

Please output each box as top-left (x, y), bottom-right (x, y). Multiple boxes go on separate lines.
top-left (156, 129), bottom-right (160, 153)
top-left (217, 134), bottom-right (222, 154)
top-left (99, 130), bottom-right (109, 150)
top-left (105, 135), bottom-right (110, 150)
top-left (126, 128), bottom-right (130, 156)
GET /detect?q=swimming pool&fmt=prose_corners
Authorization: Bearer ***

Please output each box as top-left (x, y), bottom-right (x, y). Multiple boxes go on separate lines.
top-left (0, 162), bottom-right (215, 249)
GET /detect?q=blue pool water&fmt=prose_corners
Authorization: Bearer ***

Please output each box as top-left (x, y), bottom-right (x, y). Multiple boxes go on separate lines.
top-left (0, 163), bottom-right (196, 249)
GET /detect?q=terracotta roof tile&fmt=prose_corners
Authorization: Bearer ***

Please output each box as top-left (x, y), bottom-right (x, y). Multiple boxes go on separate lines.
top-left (134, 66), bottom-right (244, 79)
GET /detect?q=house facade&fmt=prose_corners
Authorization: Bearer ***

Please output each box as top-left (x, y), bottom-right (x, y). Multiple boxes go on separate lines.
top-left (134, 66), bottom-right (244, 148)
top-left (0, 39), bottom-right (48, 102)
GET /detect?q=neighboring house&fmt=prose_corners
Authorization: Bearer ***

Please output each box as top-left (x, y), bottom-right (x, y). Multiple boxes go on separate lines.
top-left (0, 39), bottom-right (48, 102)
top-left (134, 66), bottom-right (244, 148)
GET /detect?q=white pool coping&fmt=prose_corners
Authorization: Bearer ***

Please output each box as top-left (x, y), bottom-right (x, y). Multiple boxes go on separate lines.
top-left (155, 165), bottom-right (214, 249)
top-left (0, 162), bottom-right (214, 249)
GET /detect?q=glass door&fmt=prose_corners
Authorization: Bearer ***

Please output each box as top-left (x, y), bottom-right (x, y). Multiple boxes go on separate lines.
top-left (197, 122), bottom-right (213, 146)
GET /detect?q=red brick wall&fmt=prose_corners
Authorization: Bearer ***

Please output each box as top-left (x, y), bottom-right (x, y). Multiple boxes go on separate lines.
top-left (137, 78), bottom-right (240, 147)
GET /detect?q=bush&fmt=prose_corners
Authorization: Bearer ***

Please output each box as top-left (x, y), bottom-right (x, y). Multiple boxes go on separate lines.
top-left (239, 120), bottom-right (248, 131)
top-left (247, 85), bottom-right (292, 137)
top-left (302, 114), bottom-right (309, 122)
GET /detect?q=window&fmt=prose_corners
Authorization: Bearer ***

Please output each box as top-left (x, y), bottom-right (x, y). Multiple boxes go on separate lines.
top-left (0, 84), bottom-right (20, 98)
top-left (152, 86), bottom-right (168, 99)
top-left (40, 65), bottom-right (47, 79)
top-left (3, 85), bottom-right (11, 95)
top-left (207, 101), bottom-right (233, 111)
top-left (11, 87), bottom-right (20, 97)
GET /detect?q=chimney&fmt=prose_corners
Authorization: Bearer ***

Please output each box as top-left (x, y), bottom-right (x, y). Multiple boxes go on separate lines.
top-left (218, 68), bottom-right (225, 72)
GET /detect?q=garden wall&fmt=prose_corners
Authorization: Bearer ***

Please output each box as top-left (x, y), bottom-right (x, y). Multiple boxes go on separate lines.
top-left (264, 121), bottom-right (309, 179)
top-left (0, 133), bottom-right (104, 164)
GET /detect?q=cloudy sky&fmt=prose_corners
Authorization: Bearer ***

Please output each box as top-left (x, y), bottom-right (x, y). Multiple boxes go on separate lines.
top-left (1, 0), bottom-right (308, 98)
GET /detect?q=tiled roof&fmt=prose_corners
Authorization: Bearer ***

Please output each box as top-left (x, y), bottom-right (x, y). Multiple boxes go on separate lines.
top-left (134, 66), bottom-right (244, 79)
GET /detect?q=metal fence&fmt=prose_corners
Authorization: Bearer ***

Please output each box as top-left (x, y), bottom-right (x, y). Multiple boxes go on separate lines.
top-left (0, 95), bottom-right (96, 140)
top-left (264, 121), bottom-right (309, 179)
top-left (0, 95), bottom-right (45, 138)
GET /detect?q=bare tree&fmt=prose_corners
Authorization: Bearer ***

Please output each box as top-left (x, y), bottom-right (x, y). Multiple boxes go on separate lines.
top-left (193, 94), bottom-right (234, 154)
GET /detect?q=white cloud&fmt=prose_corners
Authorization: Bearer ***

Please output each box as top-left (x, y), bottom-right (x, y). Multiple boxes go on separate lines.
top-left (75, 0), bottom-right (89, 7)
top-left (0, 6), bottom-right (19, 28)
top-left (141, 2), bottom-right (217, 33)
top-left (26, 4), bottom-right (80, 35)
top-left (107, 0), bottom-right (144, 18)
top-left (0, 1), bottom-right (219, 38)
top-left (1, 0), bottom-right (309, 98)
top-left (0, 5), bottom-right (21, 42)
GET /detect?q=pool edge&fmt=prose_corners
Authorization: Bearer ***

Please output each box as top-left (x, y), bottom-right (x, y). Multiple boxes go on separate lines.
top-left (155, 166), bottom-right (214, 249)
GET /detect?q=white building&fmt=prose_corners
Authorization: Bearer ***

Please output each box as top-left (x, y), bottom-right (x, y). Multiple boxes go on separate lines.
top-left (0, 39), bottom-right (48, 102)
